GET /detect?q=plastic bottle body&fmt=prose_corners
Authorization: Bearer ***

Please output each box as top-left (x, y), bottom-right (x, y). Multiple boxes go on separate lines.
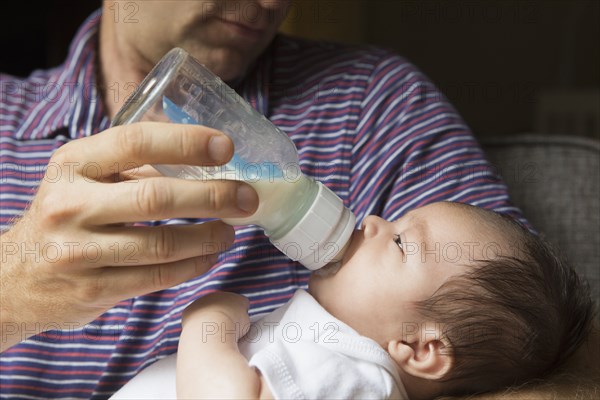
top-left (222, 175), bottom-right (318, 238)
top-left (112, 48), bottom-right (356, 270)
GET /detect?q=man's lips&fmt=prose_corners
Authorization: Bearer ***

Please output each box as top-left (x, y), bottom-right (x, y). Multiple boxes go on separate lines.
top-left (216, 17), bottom-right (266, 37)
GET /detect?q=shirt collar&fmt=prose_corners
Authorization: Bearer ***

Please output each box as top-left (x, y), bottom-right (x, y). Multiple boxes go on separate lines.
top-left (18, 9), bottom-right (109, 140)
top-left (233, 38), bottom-right (274, 118)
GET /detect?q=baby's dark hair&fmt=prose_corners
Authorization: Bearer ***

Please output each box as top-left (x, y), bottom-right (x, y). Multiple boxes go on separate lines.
top-left (413, 206), bottom-right (596, 396)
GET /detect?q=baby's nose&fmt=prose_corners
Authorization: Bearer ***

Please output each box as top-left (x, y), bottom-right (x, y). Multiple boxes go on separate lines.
top-left (361, 215), bottom-right (387, 238)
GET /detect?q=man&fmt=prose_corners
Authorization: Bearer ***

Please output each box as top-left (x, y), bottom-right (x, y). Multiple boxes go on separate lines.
top-left (0, 1), bottom-right (565, 398)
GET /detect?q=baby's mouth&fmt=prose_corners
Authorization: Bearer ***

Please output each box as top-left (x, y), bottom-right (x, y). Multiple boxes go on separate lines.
top-left (313, 229), bottom-right (360, 277)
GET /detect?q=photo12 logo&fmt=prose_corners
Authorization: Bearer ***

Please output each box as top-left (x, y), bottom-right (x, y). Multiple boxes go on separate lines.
top-left (200, 320), bottom-right (340, 345)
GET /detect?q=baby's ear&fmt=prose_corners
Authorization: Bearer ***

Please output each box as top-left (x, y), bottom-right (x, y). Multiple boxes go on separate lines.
top-left (387, 322), bottom-right (452, 381)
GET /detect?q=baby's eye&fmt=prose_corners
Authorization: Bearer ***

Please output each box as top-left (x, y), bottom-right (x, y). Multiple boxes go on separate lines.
top-left (393, 234), bottom-right (403, 250)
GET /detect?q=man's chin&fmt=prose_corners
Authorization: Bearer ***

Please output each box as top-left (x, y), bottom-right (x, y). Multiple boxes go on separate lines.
top-left (176, 42), bottom-right (250, 81)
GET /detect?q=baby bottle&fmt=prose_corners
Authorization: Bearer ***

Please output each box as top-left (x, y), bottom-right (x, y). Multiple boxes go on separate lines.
top-left (111, 48), bottom-right (355, 270)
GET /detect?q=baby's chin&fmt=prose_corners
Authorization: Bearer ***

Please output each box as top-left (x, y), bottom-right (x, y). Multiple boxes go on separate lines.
top-left (308, 260), bottom-right (343, 297)
top-left (313, 260), bottom-right (344, 277)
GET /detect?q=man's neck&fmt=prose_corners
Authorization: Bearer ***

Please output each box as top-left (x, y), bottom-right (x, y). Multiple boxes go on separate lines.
top-left (97, 17), bottom-right (152, 119)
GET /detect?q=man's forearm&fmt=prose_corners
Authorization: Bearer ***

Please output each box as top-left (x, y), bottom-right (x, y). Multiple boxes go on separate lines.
top-left (177, 311), bottom-right (262, 399)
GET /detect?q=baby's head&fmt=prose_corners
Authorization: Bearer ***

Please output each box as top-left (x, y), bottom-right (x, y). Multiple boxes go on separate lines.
top-left (309, 201), bottom-right (594, 398)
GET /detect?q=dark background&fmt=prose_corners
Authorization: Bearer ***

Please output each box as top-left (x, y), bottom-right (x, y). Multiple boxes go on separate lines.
top-left (1, 0), bottom-right (598, 138)
top-left (365, 0), bottom-right (599, 139)
top-left (0, 1), bottom-right (101, 76)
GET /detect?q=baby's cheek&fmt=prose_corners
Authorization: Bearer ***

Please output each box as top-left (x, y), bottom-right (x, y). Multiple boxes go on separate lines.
top-left (408, 274), bottom-right (442, 302)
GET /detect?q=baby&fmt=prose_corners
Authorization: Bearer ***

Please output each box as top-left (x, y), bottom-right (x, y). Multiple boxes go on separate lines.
top-left (111, 201), bottom-right (595, 399)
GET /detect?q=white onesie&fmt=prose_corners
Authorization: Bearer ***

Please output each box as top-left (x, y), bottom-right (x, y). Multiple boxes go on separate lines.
top-left (111, 289), bottom-right (408, 399)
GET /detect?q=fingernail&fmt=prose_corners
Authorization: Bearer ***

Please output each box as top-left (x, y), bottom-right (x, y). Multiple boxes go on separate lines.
top-left (236, 183), bottom-right (258, 214)
top-left (208, 135), bottom-right (232, 164)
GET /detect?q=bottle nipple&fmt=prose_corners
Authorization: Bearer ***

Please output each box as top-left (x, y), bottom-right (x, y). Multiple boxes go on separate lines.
top-left (330, 234), bottom-right (353, 263)
top-left (313, 231), bottom-right (354, 277)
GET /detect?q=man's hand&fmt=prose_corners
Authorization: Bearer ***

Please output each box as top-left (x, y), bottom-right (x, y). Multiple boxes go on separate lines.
top-left (0, 122), bottom-right (258, 352)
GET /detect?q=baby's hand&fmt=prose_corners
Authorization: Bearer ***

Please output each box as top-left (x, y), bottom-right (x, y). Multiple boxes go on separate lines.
top-left (182, 292), bottom-right (251, 340)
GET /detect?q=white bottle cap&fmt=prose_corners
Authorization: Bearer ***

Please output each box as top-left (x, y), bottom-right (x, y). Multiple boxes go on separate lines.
top-left (272, 182), bottom-right (356, 270)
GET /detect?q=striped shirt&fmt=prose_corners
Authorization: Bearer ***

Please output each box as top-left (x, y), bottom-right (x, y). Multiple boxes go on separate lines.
top-left (1, 10), bottom-right (523, 399)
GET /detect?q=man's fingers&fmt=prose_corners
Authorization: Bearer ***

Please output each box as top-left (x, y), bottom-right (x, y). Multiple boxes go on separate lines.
top-left (99, 255), bottom-right (220, 301)
top-left (82, 177), bottom-right (258, 224)
top-left (118, 164), bottom-right (162, 181)
top-left (58, 122), bottom-right (234, 177)
top-left (87, 222), bottom-right (235, 266)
